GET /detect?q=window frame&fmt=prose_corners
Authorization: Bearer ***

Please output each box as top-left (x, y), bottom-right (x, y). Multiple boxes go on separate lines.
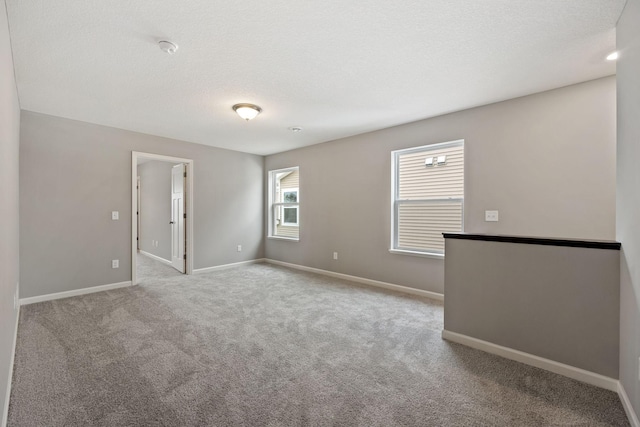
top-left (268, 167), bottom-right (300, 241)
top-left (390, 140), bottom-right (464, 258)
top-left (280, 187), bottom-right (299, 226)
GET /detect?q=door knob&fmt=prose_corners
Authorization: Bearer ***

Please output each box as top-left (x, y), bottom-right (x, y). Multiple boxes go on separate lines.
top-left (170, 221), bottom-right (175, 224)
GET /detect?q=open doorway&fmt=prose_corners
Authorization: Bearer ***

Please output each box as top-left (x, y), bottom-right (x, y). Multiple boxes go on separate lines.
top-left (132, 152), bottom-right (194, 286)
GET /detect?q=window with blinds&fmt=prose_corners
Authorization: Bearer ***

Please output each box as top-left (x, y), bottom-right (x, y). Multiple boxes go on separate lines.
top-left (391, 140), bottom-right (464, 255)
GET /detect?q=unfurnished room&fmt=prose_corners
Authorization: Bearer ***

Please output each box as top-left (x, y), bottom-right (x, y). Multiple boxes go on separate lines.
top-left (1, 1), bottom-right (639, 426)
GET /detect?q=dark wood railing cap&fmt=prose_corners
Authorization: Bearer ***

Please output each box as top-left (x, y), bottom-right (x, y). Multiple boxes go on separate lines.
top-left (442, 233), bottom-right (621, 250)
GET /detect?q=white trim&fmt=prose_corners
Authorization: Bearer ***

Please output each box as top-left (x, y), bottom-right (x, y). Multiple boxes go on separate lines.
top-left (619, 382), bottom-right (640, 427)
top-left (19, 281), bottom-right (132, 306)
top-left (193, 258), bottom-right (267, 274)
top-left (132, 152), bottom-right (194, 286)
top-left (392, 139), bottom-right (465, 156)
top-left (264, 259), bottom-right (444, 301)
top-left (2, 306), bottom-right (19, 427)
top-left (441, 330), bottom-right (618, 392)
top-left (267, 236), bottom-right (300, 242)
top-left (138, 250), bottom-right (171, 266)
top-left (389, 248), bottom-right (444, 259)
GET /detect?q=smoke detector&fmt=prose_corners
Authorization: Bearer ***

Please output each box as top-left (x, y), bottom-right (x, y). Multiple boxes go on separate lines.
top-left (159, 40), bottom-right (178, 55)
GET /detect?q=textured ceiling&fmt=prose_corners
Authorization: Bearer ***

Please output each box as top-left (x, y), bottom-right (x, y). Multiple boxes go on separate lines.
top-left (6, 0), bottom-right (625, 155)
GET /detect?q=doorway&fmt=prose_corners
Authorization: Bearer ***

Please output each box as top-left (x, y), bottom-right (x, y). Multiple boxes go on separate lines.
top-left (132, 152), bottom-right (194, 286)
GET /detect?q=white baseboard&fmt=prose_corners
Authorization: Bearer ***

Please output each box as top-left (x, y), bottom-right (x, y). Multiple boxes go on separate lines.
top-left (193, 258), bottom-right (267, 275)
top-left (2, 305), bottom-right (19, 427)
top-left (19, 281), bottom-right (133, 306)
top-left (265, 259), bottom-right (444, 301)
top-left (441, 330), bottom-right (618, 392)
top-left (139, 250), bottom-right (171, 266)
top-left (619, 382), bottom-right (640, 427)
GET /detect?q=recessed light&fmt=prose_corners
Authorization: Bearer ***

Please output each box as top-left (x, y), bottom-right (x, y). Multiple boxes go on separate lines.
top-left (288, 127), bottom-right (303, 132)
top-left (159, 40), bottom-right (178, 55)
top-left (606, 51), bottom-right (619, 61)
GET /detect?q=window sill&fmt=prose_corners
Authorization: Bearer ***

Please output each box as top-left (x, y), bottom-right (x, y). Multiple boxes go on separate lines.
top-left (268, 236), bottom-right (300, 242)
top-left (389, 248), bottom-right (444, 260)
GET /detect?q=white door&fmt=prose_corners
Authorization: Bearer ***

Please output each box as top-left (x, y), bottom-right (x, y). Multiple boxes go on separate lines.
top-left (136, 176), bottom-right (141, 251)
top-left (171, 164), bottom-right (186, 273)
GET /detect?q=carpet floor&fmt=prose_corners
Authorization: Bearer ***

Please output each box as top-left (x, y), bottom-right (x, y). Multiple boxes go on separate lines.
top-left (7, 254), bottom-right (630, 426)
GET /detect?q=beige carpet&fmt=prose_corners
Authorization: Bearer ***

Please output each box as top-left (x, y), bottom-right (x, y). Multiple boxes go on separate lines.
top-left (7, 254), bottom-right (629, 426)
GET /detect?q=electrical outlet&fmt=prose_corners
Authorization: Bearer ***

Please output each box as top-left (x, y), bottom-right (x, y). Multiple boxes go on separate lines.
top-left (155, 240), bottom-right (159, 247)
top-left (333, 252), bottom-right (338, 260)
top-left (485, 210), bottom-right (499, 222)
top-left (237, 245), bottom-right (242, 252)
top-left (112, 259), bottom-right (119, 269)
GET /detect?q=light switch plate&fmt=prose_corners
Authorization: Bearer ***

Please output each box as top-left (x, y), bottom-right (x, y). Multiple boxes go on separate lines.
top-left (485, 210), bottom-right (499, 222)
top-left (112, 211), bottom-right (119, 220)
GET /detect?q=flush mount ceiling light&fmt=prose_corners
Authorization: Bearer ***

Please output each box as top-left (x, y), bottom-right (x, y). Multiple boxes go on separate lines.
top-left (233, 103), bottom-right (262, 121)
top-left (158, 40), bottom-right (178, 54)
top-left (606, 51), bottom-right (619, 61)
top-left (288, 126), bottom-right (303, 132)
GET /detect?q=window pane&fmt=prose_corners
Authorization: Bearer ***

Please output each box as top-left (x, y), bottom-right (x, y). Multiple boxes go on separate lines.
top-left (398, 144), bottom-right (464, 200)
top-left (283, 207), bottom-right (298, 224)
top-left (283, 191), bottom-right (297, 203)
top-left (397, 201), bottom-right (462, 253)
top-left (273, 205), bottom-right (299, 239)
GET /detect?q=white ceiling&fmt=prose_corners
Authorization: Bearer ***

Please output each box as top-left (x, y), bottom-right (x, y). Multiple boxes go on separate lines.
top-left (6, 0), bottom-right (625, 156)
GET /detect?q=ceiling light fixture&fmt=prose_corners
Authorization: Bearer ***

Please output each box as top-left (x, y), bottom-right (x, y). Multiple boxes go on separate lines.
top-left (288, 126), bottom-right (303, 132)
top-left (606, 51), bottom-right (619, 61)
top-left (233, 103), bottom-right (262, 121)
top-left (158, 40), bottom-right (178, 54)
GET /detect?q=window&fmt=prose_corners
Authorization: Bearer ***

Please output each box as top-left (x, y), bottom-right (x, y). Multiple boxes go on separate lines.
top-left (269, 167), bottom-right (300, 240)
top-left (282, 189), bottom-right (298, 225)
top-left (391, 140), bottom-right (464, 256)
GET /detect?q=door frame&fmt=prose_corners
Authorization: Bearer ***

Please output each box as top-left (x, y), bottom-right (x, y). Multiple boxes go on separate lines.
top-left (131, 151), bottom-right (194, 285)
top-left (170, 163), bottom-right (186, 273)
top-left (137, 176), bottom-right (141, 250)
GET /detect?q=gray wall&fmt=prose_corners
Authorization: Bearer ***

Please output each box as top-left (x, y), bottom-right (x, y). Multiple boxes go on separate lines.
top-left (138, 160), bottom-right (175, 261)
top-left (265, 77), bottom-right (616, 294)
top-left (443, 238), bottom-right (620, 378)
top-left (617, 0), bottom-right (640, 418)
top-left (20, 111), bottom-right (264, 298)
top-left (0, 0), bottom-right (20, 422)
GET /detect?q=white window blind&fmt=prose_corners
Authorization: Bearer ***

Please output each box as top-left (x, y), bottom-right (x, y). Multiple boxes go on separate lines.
top-left (392, 140), bottom-right (464, 255)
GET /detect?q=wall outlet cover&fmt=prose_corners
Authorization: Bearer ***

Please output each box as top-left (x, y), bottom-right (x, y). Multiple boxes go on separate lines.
top-left (112, 259), bottom-right (119, 269)
top-left (237, 245), bottom-right (242, 252)
top-left (485, 210), bottom-right (499, 222)
top-left (333, 252), bottom-right (338, 260)
top-left (112, 211), bottom-right (119, 220)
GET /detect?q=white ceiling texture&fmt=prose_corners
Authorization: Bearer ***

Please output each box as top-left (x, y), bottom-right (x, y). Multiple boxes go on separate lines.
top-left (6, 0), bottom-right (626, 155)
